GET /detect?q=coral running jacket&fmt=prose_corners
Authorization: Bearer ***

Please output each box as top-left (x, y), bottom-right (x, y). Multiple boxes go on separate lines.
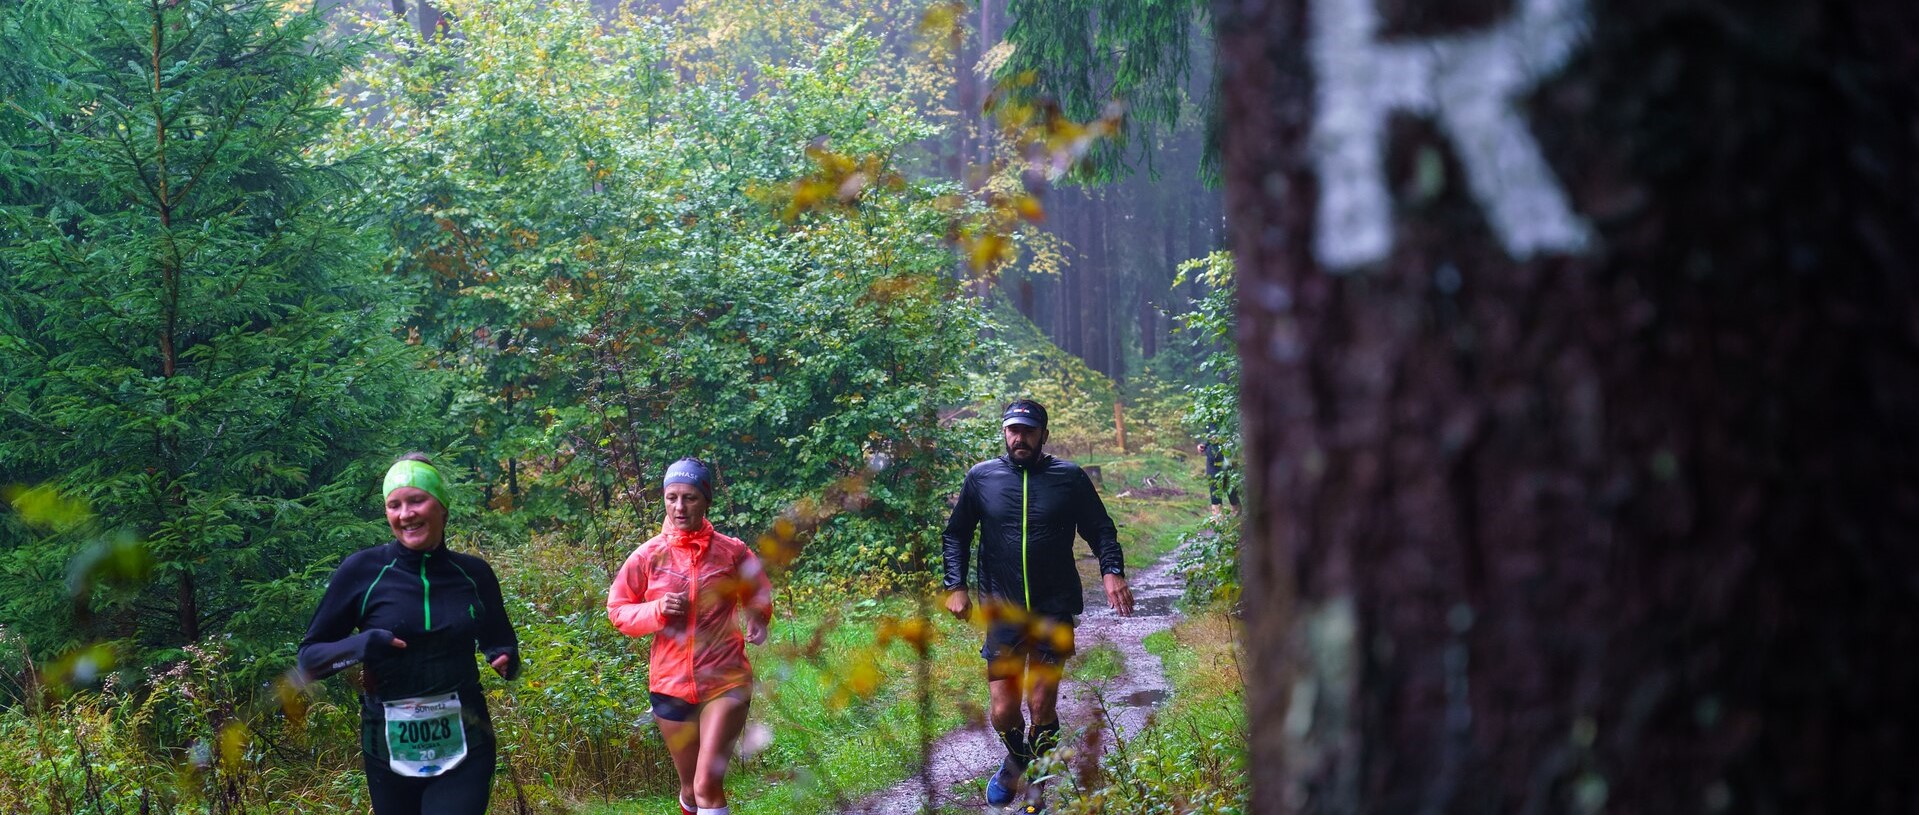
top-left (607, 520), bottom-right (774, 702)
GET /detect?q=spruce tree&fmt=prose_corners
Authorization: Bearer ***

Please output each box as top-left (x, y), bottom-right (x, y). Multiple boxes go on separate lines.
top-left (0, 0), bottom-right (438, 668)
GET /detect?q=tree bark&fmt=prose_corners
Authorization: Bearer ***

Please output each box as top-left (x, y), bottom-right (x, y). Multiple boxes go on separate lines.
top-left (1063, 190), bottom-right (1087, 359)
top-left (1087, 189), bottom-right (1112, 378)
top-left (1215, 0), bottom-right (1919, 812)
top-left (1138, 285), bottom-right (1158, 360)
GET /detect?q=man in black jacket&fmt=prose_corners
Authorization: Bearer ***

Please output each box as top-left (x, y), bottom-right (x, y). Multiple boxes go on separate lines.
top-left (942, 398), bottom-right (1134, 809)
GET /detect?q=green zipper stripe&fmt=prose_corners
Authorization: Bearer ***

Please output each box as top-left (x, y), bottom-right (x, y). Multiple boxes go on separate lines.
top-left (447, 558), bottom-right (484, 616)
top-left (1022, 469), bottom-right (1031, 611)
top-left (420, 553), bottom-right (432, 631)
top-left (362, 561), bottom-right (398, 618)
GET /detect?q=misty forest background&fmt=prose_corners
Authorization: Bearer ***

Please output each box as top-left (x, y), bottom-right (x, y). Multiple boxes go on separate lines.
top-left (7, 0), bottom-right (1919, 814)
top-left (0, 0), bottom-right (1242, 813)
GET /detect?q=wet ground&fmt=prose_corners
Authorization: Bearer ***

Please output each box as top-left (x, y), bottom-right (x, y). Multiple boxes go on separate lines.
top-left (849, 545), bottom-right (1188, 814)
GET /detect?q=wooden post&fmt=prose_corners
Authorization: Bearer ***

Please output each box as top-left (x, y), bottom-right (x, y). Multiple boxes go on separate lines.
top-left (1113, 401), bottom-right (1128, 454)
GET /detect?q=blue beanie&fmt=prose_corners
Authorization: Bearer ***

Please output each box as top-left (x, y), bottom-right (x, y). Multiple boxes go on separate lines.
top-left (663, 458), bottom-right (713, 499)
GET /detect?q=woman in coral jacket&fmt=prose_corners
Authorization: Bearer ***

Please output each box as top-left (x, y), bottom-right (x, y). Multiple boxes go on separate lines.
top-left (607, 458), bottom-right (773, 815)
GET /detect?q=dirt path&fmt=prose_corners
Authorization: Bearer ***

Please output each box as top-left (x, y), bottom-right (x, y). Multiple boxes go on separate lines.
top-left (850, 545), bottom-right (1188, 814)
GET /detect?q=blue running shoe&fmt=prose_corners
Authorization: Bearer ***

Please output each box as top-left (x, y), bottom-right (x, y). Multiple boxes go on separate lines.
top-left (986, 757), bottom-right (1019, 806)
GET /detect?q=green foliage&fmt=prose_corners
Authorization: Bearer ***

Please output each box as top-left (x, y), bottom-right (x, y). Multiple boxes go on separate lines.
top-left (474, 531), bottom-right (667, 804)
top-left (0, 634), bottom-right (365, 814)
top-left (1043, 619), bottom-right (1247, 815)
top-left (1069, 644), bottom-right (1126, 683)
top-left (1169, 250), bottom-right (1242, 604)
top-left (1177, 518), bottom-right (1241, 606)
top-left (1179, 251), bottom-right (1240, 503)
top-left (337, 0), bottom-right (982, 585)
top-left (0, 0), bottom-right (438, 670)
top-left (996, 0), bottom-right (1211, 180)
top-left (969, 300), bottom-right (1120, 453)
top-left (963, 295), bottom-right (1200, 463)
top-left (0, 3), bottom-right (1245, 813)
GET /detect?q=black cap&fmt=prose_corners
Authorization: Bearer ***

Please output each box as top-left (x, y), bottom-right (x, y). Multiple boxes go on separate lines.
top-left (1001, 399), bottom-right (1047, 429)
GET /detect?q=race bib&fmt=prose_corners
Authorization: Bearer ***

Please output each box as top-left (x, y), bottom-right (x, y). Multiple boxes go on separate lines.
top-left (382, 692), bottom-right (468, 777)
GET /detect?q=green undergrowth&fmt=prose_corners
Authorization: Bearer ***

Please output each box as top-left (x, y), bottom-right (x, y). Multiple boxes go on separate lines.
top-left (582, 595), bottom-right (981, 815)
top-left (935, 609), bottom-right (1248, 815)
top-left (1076, 609), bottom-right (1248, 814)
top-left (1070, 644), bottom-right (1126, 683)
top-left (1075, 448), bottom-right (1213, 570)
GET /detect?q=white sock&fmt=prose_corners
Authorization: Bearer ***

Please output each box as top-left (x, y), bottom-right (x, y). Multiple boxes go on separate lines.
top-left (679, 796), bottom-right (694, 813)
top-left (696, 808), bottom-right (730, 815)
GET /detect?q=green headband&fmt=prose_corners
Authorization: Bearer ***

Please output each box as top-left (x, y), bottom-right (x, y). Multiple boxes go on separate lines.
top-left (382, 460), bottom-right (450, 510)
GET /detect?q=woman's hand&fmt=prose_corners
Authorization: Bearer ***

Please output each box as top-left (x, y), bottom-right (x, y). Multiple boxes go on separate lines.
top-left (489, 652), bottom-right (512, 677)
top-left (659, 591), bottom-right (690, 618)
top-left (744, 616), bottom-right (768, 645)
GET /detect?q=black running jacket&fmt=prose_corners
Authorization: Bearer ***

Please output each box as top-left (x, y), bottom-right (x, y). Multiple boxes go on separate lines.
top-left (297, 540), bottom-right (521, 759)
top-left (941, 454), bottom-right (1125, 617)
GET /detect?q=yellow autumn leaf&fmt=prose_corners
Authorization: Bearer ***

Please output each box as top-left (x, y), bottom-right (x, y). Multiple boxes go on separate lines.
top-left (845, 660), bottom-right (881, 698)
top-left (220, 721), bottom-right (249, 772)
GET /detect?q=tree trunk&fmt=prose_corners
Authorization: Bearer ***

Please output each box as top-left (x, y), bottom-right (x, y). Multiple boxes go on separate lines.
top-left (1138, 285), bottom-right (1158, 360)
top-left (1086, 189), bottom-right (1109, 377)
top-left (416, 0), bottom-right (443, 41)
top-left (1215, 0), bottom-right (1919, 812)
top-left (1063, 190), bottom-right (1086, 359)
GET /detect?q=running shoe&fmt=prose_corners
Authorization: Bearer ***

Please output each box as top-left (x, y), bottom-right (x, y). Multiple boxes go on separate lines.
top-left (985, 757), bottom-right (1020, 806)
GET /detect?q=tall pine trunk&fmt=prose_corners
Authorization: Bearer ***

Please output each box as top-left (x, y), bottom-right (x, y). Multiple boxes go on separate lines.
top-left (1216, 0), bottom-right (1919, 812)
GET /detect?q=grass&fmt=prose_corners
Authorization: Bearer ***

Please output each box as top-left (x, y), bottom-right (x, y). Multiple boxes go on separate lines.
top-left (0, 439), bottom-right (1232, 815)
top-left (588, 445), bottom-right (1220, 814)
top-left (1069, 645), bottom-right (1126, 683)
top-left (1085, 608), bottom-right (1247, 814)
top-left (1078, 447), bottom-right (1213, 570)
top-left (580, 595), bottom-right (983, 814)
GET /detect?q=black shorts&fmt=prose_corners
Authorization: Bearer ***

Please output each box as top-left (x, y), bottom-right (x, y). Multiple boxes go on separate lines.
top-left (981, 614), bottom-right (1076, 679)
top-left (649, 686), bottom-right (750, 722)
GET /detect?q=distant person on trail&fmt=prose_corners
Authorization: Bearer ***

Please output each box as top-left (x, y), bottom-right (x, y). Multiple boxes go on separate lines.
top-left (297, 453), bottom-right (522, 815)
top-left (1198, 439), bottom-right (1241, 514)
top-left (942, 399), bottom-right (1134, 811)
top-left (607, 458), bottom-right (773, 815)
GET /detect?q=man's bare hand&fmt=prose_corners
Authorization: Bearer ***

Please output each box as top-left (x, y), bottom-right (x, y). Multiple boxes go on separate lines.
top-left (945, 588), bottom-right (972, 620)
top-left (1104, 574), bottom-right (1134, 617)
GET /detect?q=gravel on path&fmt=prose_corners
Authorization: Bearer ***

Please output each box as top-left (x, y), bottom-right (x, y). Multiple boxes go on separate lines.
top-left (849, 545), bottom-right (1188, 815)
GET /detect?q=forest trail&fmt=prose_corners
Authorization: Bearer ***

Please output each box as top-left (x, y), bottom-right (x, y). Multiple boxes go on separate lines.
top-left (850, 543), bottom-right (1189, 814)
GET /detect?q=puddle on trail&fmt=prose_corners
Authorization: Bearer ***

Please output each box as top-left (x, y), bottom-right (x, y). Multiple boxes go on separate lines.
top-left (1119, 689), bottom-right (1169, 707)
top-left (1131, 595), bottom-right (1176, 617)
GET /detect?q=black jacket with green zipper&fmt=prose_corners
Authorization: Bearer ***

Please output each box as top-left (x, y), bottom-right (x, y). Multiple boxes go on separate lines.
top-left (297, 540), bottom-right (520, 760)
top-left (941, 453), bottom-right (1125, 617)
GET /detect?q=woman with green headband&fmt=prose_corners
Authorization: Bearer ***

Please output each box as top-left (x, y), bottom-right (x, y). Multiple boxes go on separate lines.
top-left (297, 453), bottom-right (522, 815)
